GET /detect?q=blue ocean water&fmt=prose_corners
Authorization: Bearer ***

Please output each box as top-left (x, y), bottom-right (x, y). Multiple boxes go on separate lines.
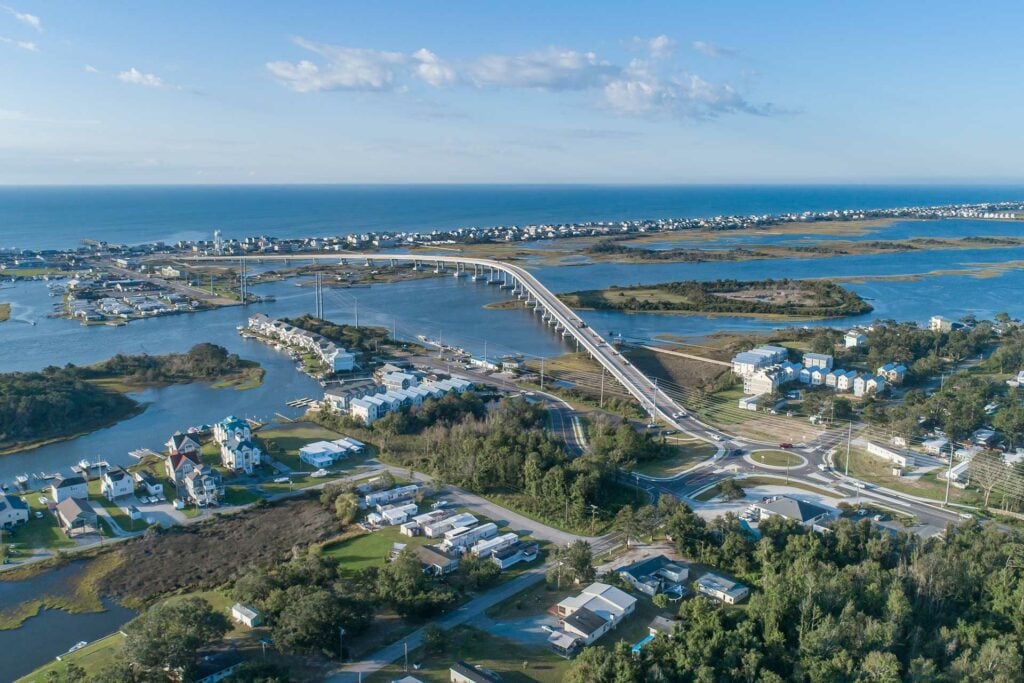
top-left (1, 184), bottom-right (1023, 251)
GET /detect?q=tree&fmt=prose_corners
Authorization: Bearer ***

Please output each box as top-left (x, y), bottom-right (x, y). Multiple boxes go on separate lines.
top-left (549, 541), bottom-right (595, 587)
top-left (615, 506), bottom-right (639, 549)
top-left (970, 450), bottom-right (1007, 508)
top-left (333, 492), bottom-right (359, 525)
top-left (718, 478), bottom-right (746, 501)
top-left (124, 598), bottom-right (230, 678)
top-left (421, 624), bottom-right (448, 654)
top-left (272, 586), bottom-right (346, 655)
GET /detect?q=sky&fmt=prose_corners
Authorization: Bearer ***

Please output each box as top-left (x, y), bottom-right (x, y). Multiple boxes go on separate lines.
top-left (1, 1), bottom-right (1022, 185)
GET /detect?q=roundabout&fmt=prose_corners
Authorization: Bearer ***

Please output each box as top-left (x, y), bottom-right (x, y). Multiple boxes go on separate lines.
top-left (745, 449), bottom-right (808, 471)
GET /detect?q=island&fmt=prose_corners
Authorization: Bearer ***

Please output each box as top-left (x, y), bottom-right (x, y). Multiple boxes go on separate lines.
top-left (0, 343), bottom-right (264, 455)
top-left (558, 278), bottom-right (873, 318)
top-left (0, 302), bottom-right (9, 323)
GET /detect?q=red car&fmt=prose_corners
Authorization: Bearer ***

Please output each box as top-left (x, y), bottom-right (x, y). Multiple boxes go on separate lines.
top-left (779, 443), bottom-right (793, 449)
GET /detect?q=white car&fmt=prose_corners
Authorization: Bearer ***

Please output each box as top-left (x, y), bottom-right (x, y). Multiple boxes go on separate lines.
top-left (273, 477), bottom-right (291, 484)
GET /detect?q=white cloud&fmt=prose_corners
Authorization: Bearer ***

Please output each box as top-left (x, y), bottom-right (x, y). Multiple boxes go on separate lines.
top-left (84, 64), bottom-right (99, 73)
top-left (692, 40), bottom-right (738, 59)
top-left (266, 37), bottom-right (777, 121)
top-left (1, 4), bottom-right (41, 31)
top-left (411, 48), bottom-right (456, 87)
top-left (469, 47), bottom-right (617, 90)
top-left (117, 67), bottom-right (170, 88)
top-left (267, 38), bottom-right (409, 92)
top-left (0, 35), bottom-right (35, 51)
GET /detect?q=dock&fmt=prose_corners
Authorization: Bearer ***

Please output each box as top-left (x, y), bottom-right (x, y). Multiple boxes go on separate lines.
top-left (129, 448), bottom-right (162, 460)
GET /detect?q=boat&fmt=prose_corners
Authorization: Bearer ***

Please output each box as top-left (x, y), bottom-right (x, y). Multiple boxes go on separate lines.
top-left (67, 641), bottom-right (88, 654)
top-left (15, 474), bottom-right (29, 485)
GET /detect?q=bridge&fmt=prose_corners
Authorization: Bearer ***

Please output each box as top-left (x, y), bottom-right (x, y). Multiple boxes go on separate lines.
top-left (182, 252), bottom-right (695, 432)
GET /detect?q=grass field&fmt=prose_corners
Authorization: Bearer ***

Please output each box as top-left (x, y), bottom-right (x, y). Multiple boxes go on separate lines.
top-left (5, 495), bottom-right (74, 552)
top-left (840, 447), bottom-right (973, 503)
top-left (256, 422), bottom-right (374, 473)
top-left (369, 625), bottom-right (571, 683)
top-left (485, 581), bottom-right (574, 620)
top-left (750, 450), bottom-right (804, 468)
top-left (632, 440), bottom-right (718, 477)
top-left (17, 631), bottom-right (126, 682)
top-left (223, 486), bottom-right (262, 506)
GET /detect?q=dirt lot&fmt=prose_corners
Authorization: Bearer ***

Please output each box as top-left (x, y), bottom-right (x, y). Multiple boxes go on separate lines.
top-left (98, 497), bottom-right (339, 603)
top-left (626, 346), bottom-right (730, 392)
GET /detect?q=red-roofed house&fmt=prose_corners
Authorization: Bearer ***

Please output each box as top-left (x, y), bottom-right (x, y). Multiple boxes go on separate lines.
top-left (165, 451), bottom-right (201, 485)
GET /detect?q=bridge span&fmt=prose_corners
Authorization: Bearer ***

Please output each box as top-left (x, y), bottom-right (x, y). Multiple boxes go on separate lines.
top-left (183, 253), bottom-right (695, 431)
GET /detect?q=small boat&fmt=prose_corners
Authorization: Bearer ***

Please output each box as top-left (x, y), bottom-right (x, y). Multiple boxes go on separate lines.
top-left (67, 641), bottom-right (88, 654)
top-left (77, 458), bottom-right (91, 470)
top-left (15, 474), bottom-right (29, 486)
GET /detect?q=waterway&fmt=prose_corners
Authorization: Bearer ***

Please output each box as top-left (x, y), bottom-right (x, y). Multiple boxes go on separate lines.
top-left (0, 562), bottom-right (137, 681)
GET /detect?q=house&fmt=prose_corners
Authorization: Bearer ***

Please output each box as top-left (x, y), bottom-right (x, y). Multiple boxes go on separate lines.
top-left (845, 330), bottom-right (867, 348)
top-left (414, 545), bottom-right (460, 576)
top-left (810, 368), bottom-right (828, 386)
top-left (929, 315), bottom-right (954, 333)
top-left (322, 379), bottom-right (383, 413)
top-left (695, 573), bottom-right (749, 604)
top-left (442, 522), bottom-right (498, 553)
top-left (193, 648), bottom-right (244, 683)
top-left (220, 439), bottom-right (262, 473)
top-left (299, 440), bottom-right (347, 468)
top-left (423, 512), bottom-right (477, 538)
top-left (0, 493), bottom-right (29, 528)
top-left (972, 428), bottom-right (999, 448)
top-left (853, 375), bottom-right (886, 397)
top-left (49, 476), bottom-right (88, 503)
top-left (648, 615), bottom-right (677, 637)
top-left (836, 370), bottom-right (859, 393)
top-left (363, 484), bottom-right (420, 509)
top-left (349, 396), bottom-right (383, 425)
top-left (382, 371), bottom-right (419, 391)
top-left (134, 471), bottom-right (164, 497)
top-left (618, 555), bottom-right (690, 597)
top-left (166, 432), bottom-right (201, 455)
top-left (213, 416), bottom-right (251, 445)
top-left (470, 532), bottom-right (519, 559)
top-left (753, 495), bottom-right (838, 527)
top-left (803, 353), bottom-right (834, 371)
top-left (876, 363), bottom-right (908, 385)
top-left (166, 451), bottom-right (201, 485)
top-left (449, 661), bottom-right (502, 683)
top-left (731, 345), bottom-right (789, 376)
top-left (230, 603), bottom-right (261, 628)
top-left (100, 466), bottom-right (134, 501)
top-left (922, 436), bottom-right (950, 455)
top-left (866, 442), bottom-right (918, 468)
top-left (799, 367), bottom-right (812, 384)
top-left (556, 582), bottom-right (637, 646)
top-left (825, 369), bottom-right (844, 388)
top-left (183, 466), bottom-right (223, 507)
top-left (491, 542), bottom-right (539, 569)
top-left (381, 503), bottom-right (419, 526)
top-left (743, 368), bottom-right (782, 395)
top-left (55, 497), bottom-right (98, 536)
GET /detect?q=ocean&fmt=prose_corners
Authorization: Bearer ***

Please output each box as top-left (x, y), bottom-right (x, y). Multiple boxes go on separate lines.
top-left (1, 184), bottom-right (1023, 251)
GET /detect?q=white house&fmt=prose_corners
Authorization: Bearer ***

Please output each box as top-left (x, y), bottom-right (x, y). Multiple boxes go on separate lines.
top-left (442, 522), bottom-right (498, 552)
top-left (803, 353), bottom-right (833, 371)
top-left (230, 603), bottom-right (261, 628)
top-left (491, 542), bottom-right (539, 570)
top-left (845, 330), bottom-right (867, 348)
top-left (470, 532), bottom-right (519, 559)
top-left (555, 582), bottom-right (637, 646)
top-left (423, 512), bottom-right (477, 538)
top-left (166, 432), bottom-right (201, 455)
top-left (929, 315), bottom-right (954, 333)
top-left (50, 476), bottom-right (88, 503)
top-left (100, 467), bottom-right (134, 501)
top-left (382, 371), bottom-right (419, 391)
top-left (696, 573), bottom-right (749, 604)
top-left (853, 375), bottom-right (886, 397)
top-left (825, 369), bottom-right (843, 388)
top-left (867, 441), bottom-right (917, 468)
top-left (810, 368), bottom-right (827, 386)
top-left (220, 439), bottom-right (262, 473)
top-left (362, 484), bottom-right (420, 509)
top-left (134, 471), bottom-right (164, 497)
top-left (743, 368), bottom-right (782, 395)
top-left (298, 440), bottom-right (347, 468)
top-left (380, 503), bottom-right (419, 526)
top-left (183, 466), bottom-right (223, 507)
top-left (836, 370), bottom-right (859, 393)
top-left (922, 436), bottom-right (950, 455)
top-left (0, 493), bottom-right (29, 528)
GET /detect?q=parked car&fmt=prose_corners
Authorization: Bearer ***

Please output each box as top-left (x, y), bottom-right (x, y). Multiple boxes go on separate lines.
top-left (779, 443), bottom-right (793, 449)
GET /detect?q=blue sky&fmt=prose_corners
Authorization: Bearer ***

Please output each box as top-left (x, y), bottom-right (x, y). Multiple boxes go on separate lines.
top-left (1, 1), bottom-right (1022, 184)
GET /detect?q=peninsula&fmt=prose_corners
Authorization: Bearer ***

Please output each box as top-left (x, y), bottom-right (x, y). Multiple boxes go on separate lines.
top-left (0, 343), bottom-right (263, 455)
top-left (558, 278), bottom-right (873, 318)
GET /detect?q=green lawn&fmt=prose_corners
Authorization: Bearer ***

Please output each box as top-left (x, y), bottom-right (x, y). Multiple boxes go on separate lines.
top-left (91, 495), bottom-right (141, 533)
top-left (223, 486), bottom-right (262, 506)
top-left (632, 441), bottom-right (718, 477)
top-left (5, 494), bottom-right (74, 553)
top-left (320, 527), bottom-right (434, 575)
top-left (739, 476), bottom-right (840, 498)
top-left (840, 447), bottom-right (973, 503)
top-left (17, 632), bottom-right (125, 682)
top-left (369, 625), bottom-right (571, 683)
top-left (750, 450), bottom-right (804, 467)
top-left (256, 422), bottom-right (375, 474)
top-left (485, 581), bottom-right (574, 620)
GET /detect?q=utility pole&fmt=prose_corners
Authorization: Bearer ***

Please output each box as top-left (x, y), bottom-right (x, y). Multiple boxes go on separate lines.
top-left (338, 626), bottom-right (346, 662)
top-left (844, 421), bottom-right (852, 477)
top-left (600, 368), bottom-right (606, 408)
top-left (943, 441), bottom-right (954, 507)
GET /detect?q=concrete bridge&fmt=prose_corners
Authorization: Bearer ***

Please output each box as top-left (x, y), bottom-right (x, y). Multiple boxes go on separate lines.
top-left (183, 253), bottom-right (691, 429)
